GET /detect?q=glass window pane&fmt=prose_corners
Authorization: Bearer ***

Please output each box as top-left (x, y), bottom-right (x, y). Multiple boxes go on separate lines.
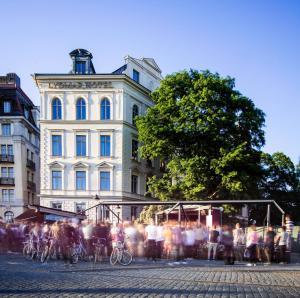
top-left (101, 99), bottom-right (110, 120)
top-left (133, 69), bottom-right (140, 83)
top-left (100, 171), bottom-right (110, 191)
top-left (100, 135), bottom-right (110, 156)
top-left (52, 171), bottom-right (62, 190)
top-left (4, 101), bottom-right (11, 113)
top-left (76, 135), bottom-right (86, 156)
top-left (52, 98), bottom-right (62, 120)
top-left (52, 135), bottom-right (62, 156)
top-left (1, 168), bottom-right (7, 177)
top-left (76, 98), bottom-right (86, 120)
top-left (76, 171), bottom-right (86, 190)
top-left (2, 124), bottom-right (11, 136)
top-left (7, 145), bottom-right (13, 155)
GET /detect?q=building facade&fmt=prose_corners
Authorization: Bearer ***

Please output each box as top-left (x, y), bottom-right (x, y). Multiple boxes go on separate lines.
top-left (34, 49), bottom-right (162, 222)
top-left (0, 73), bottom-right (40, 222)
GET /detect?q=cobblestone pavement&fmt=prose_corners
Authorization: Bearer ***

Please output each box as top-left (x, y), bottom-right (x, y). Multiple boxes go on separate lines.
top-left (0, 254), bottom-right (300, 297)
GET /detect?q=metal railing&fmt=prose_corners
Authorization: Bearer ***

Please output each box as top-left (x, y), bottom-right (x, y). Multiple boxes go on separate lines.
top-left (0, 154), bottom-right (14, 163)
top-left (26, 159), bottom-right (36, 170)
top-left (0, 177), bottom-right (15, 185)
top-left (27, 180), bottom-right (36, 192)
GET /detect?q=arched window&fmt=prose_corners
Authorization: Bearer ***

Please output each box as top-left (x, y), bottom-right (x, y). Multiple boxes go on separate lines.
top-left (132, 104), bottom-right (139, 125)
top-left (52, 98), bottom-right (62, 120)
top-left (101, 98), bottom-right (110, 120)
top-left (76, 98), bottom-right (86, 120)
top-left (4, 211), bottom-right (14, 223)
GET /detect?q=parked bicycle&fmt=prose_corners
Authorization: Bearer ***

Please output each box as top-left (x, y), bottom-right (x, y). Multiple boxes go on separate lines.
top-left (93, 237), bottom-right (107, 263)
top-left (110, 240), bottom-right (132, 266)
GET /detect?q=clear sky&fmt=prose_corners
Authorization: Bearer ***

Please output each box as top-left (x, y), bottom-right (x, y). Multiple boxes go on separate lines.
top-left (1, 0), bottom-right (299, 163)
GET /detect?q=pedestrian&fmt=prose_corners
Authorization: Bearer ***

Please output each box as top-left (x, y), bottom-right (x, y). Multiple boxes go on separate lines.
top-left (207, 225), bottom-right (219, 261)
top-left (246, 224), bottom-right (259, 266)
top-left (264, 225), bottom-right (276, 264)
top-left (145, 219), bottom-right (157, 261)
top-left (222, 225), bottom-right (234, 265)
top-left (276, 226), bottom-right (289, 264)
top-left (233, 223), bottom-right (245, 262)
top-left (155, 223), bottom-right (164, 259)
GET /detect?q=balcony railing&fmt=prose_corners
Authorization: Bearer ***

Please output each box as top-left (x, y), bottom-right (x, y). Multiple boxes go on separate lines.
top-left (0, 177), bottom-right (15, 185)
top-left (27, 181), bottom-right (36, 192)
top-left (26, 159), bottom-right (36, 171)
top-left (0, 154), bottom-right (14, 163)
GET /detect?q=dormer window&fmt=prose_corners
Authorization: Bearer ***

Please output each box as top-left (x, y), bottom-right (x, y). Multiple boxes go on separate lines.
top-left (3, 101), bottom-right (11, 113)
top-left (75, 61), bottom-right (86, 74)
top-left (69, 49), bottom-right (95, 74)
top-left (133, 69), bottom-right (140, 83)
top-left (24, 108), bottom-right (29, 119)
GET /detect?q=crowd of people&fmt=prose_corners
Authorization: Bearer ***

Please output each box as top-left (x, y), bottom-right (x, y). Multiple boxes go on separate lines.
top-left (0, 216), bottom-right (294, 266)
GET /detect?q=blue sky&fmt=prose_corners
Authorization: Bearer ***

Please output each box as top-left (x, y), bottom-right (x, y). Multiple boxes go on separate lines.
top-left (1, 0), bottom-right (299, 163)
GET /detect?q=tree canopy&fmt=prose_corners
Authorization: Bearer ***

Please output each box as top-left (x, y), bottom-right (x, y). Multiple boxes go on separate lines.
top-left (136, 70), bottom-right (266, 201)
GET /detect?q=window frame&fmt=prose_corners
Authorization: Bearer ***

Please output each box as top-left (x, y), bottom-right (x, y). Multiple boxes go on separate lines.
top-left (52, 98), bottom-right (62, 120)
top-left (76, 170), bottom-right (86, 190)
top-left (76, 98), bottom-right (86, 120)
top-left (100, 98), bottom-right (111, 120)
top-left (52, 170), bottom-right (62, 190)
top-left (3, 101), bottom-right (11, 113)
top-left (100, 171), bottom-right (110, 191)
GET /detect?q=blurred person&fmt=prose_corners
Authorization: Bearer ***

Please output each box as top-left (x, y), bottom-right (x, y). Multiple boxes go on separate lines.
top-left (233, 223), bottom-right (245, 262)
top-left (163, 223), bottom-right (173, 259)
top-left (183, 223), bottom-right (195, 259)
top-left (222, 225), bottom-right (234, 265)
top-left (82, 221), bottom-right (93, 257)
top-left (246, 224), bottom-right (259, 266)
top-left (155, 223), bottom-right (164, 259)
top-left (264, 225), bottom-right (276, 264)
top-left (207, 225), bottom-right (219, 261)
top-left (145, 219), bottom-right (157, 261)
top-left (172, 223), bottom-right (184, 262)
top-left (276, 226), bottom-right (289, 264)
top-left (124, 222), bottom-right (138, 256)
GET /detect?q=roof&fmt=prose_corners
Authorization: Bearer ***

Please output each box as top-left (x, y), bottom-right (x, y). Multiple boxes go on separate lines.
top-left (69, 49), bottom-right (93, 58)
top-left (29, 205), bottom-right (86, 220)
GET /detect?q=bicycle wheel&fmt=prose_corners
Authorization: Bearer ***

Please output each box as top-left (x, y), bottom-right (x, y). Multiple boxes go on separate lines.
top-left (70, 247), bottom-right (79, 264)
top-left (40, 246), bottom-right (49, 263)
top-left (23, 244), bottom-right (32, 260)
top-left (110, 248), bottom-right (118, 265)
top-left (119, 250), bottom-right (132, 266)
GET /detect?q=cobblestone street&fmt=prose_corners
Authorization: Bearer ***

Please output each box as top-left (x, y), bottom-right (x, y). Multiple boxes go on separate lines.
top-left (0, 254), bottom-right (300, 297)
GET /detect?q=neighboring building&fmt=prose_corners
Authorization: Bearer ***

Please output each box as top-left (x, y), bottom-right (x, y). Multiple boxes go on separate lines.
top-left (33, 49), bottom-right (162, 222)
top-left (0, 73), bottom-right (40, 223)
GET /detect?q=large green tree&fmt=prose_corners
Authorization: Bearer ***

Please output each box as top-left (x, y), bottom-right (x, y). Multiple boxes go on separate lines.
top-left (258, 152), bottom-right (300, 221)
top-left (136, 70), bottom-right (265, 201)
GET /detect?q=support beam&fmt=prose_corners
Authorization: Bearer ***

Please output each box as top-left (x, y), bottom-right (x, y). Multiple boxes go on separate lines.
top-left (267, 204), bottom-right (271, 227)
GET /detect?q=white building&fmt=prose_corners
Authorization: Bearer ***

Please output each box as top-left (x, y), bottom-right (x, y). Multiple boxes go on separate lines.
top-left (33, 49), bottom-right (162, 222)
top-left (0, 73), bottom-right (40, 222)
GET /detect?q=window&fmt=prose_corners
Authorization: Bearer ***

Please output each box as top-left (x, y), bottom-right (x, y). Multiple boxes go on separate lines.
top-left (133, 69), bottom-right (140, 83)
top-left (132, 140), bottom-right (138, 160)
top-left (52, 202), bottom-right (62, 210)
top-left (1, 167), bottom-right (13, 177)
top-left (75, 61), bottom-right (86, 74)
top-left (52, 98), bottom-right (62, 120)
top-left (4, 101), bottom-right (11, 113)
top-left (76, 171), bottom-right (86, 190)
top-left (32, 173), bottom-right (34, 181)
top-left (131, 206), bottom-right (137, 220)
top-left (31, 152), bottom-right (34, 161)
top-left (132, 104), bottom-right (139, 125)
top-left (131, 175), bottom-right (138, 193)
top-left (52, 171), bottom-right (62, 190)
top-left (100, 135), bottom-right (111, 157)
top-left (76, 135), bottom-right (86, 156)
top-left (100, 98), bottom-right (110, 120)
top-left (75, 202), bottom-right (86, 213)
top-left (2, 124), bottom-right (11, 136)
top-left (76, 98), bottom-right (86, 120)
top-left (24, 108), bottom-right (29, 119)
top-left (4, 211), bottom-right (14, 223)
top-left (2, 189), bottom-right (14, 203)
top-left (7, 145), bottom-right (13, 156)
top-left (52, 135), bottom-right (62, 156)
top-left (27, 149), bottom-right (30, 159)
top-left (100, 171), bottom-right (110, 191)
